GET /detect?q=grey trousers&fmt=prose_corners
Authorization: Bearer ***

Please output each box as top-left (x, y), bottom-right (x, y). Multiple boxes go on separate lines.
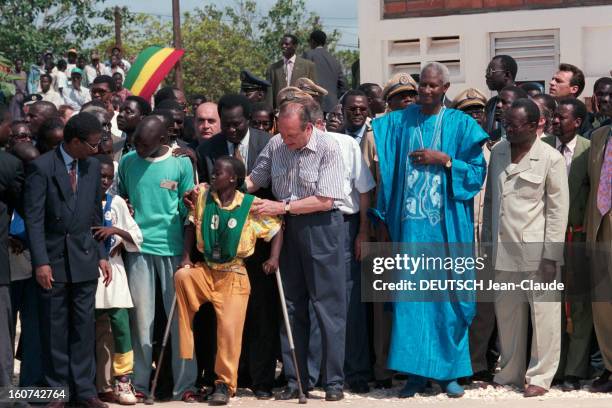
top-left (0, 285), bottom-right (13, 387)
top-left (279, 211), bottom-right (346, 390)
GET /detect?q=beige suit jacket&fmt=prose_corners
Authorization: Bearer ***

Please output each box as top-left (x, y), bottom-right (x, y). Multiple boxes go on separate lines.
top-left (483, 138), bottom-right (569, 271)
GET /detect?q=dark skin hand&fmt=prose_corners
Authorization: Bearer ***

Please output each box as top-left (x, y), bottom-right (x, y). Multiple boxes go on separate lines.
top-left (408, 149), bottom-right (450, 166)
top-left (262, 226), bottom-right (283, 275)
top-left (8, 237), bottom-right (25, 254)
top-left (539, 259), bottom-right (557, 283)
top-left (91, 225), bottom-right (136, 246)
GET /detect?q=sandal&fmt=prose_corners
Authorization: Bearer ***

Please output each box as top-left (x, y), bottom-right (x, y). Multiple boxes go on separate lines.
top-left (181, 390), bottom-right (198, 403)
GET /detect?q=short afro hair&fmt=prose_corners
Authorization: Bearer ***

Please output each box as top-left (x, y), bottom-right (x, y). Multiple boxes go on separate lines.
top-left (63, 112), bottom-right (102, 143)
top-left (511, 98), bottom-right (540, 125)
top-left (493, 55), bottom-right (518, 80)
top-left (218, 93), bottom-right (252, 119)
top-left (557, 97), bottom-right (587, 124)
top-left (309, 30), bottom-right (327, 47)
top-left (124, 96), bottom-right (152, 116)
top-left (216, 155), bottom-right (246, 188)
top-left (92, 75), bottom-right (117, 92)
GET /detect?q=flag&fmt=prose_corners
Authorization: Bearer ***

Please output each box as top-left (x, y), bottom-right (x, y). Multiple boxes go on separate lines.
top-left (123, 46), bottom-right (184, 100)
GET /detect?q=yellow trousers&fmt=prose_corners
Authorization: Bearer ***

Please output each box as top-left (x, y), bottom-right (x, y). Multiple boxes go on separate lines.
top-left (174, 263), bottom-right (250, 394)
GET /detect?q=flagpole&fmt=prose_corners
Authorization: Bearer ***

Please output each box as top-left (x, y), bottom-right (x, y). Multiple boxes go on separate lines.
top-left (172, 0), bottom-right (184, 92)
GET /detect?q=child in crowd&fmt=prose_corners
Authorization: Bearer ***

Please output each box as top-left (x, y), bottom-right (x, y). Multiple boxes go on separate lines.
top-left (93, 154), bottom-right (142, 405)
top-left (174, 156), bottom-right (283, 405)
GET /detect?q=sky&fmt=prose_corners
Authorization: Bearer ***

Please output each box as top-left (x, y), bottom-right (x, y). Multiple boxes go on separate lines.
top-left (102, 0), bottom-right (358, 49)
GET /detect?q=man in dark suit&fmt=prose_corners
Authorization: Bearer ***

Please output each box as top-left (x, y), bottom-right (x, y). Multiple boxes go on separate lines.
top-left (266, 34), bottom-right (317, 110)
top-left (543, 98), bottom-right (591, 391)
top-left (303, 30), bottom-right (349, 114)
top-left (0, 104), bottom-right (24, 388)
top-left (195, 94), bottom-right (278, 399)
top-left (25, 112), bottom-right (112, 408)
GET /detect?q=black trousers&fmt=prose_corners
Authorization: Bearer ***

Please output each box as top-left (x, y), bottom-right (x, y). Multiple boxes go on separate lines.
top-left (238, 240), bottom-right (280, 391)
top-left (39, 280), bottom-right (97, 400)
top-left (280, 211), bottom-right (346, 390)
top-left (0, 285), bottom-right (13, 387)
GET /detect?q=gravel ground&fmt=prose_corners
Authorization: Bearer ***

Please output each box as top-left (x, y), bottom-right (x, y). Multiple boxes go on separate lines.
top-left (104, 382), bottom-right (612, 408)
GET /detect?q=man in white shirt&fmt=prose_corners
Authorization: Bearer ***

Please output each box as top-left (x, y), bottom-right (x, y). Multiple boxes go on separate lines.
top-left (62, 68), bottom-right (91, 111)
top-left (39, 74), bottom-right (64, 108)
top-left (85, 52), bottom-right (111, 86)
top-left (309, 98), bottom-right (376, 395)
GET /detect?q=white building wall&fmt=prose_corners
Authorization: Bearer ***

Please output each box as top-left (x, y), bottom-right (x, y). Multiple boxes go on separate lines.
top-left (358, 1), bottom-right (612, 99)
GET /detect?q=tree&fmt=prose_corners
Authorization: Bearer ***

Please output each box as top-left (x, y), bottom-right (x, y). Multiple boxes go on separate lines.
top-left (0, 0), bottom-right (131, 66)
top-left (179, 4), bottom-right (268, 101)
top-left (257, 0), bottom-right (341, 62)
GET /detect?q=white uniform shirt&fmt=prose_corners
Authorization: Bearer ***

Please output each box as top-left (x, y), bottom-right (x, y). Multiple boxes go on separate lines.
top-left (328, 132), bottom-right (376, 214)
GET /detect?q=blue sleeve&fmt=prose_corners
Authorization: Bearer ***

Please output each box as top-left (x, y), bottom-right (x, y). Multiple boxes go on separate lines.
top-left (448, 114), bottom-right (487, 201)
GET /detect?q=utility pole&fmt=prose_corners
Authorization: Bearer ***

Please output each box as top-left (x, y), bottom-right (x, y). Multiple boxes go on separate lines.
top-left (172, 0), bottom-right (184, 91)
top-left (114, 6), bottom-right (122, 49)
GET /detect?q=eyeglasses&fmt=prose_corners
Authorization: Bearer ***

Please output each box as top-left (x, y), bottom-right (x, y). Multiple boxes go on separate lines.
top-left (486, 69), bottom-right (506, 76)
top-left (505, 121), bottom-right (530, 131)
top-left (326, 113), bottom-right (343, 121)
top-left (81, 139), bottom-right (101, 150)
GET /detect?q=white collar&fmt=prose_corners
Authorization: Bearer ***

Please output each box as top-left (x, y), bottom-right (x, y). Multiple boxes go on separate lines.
top-left (555, 135), bottom-right (577, 153)
top-left (284, 55), bottom-right (296, 65)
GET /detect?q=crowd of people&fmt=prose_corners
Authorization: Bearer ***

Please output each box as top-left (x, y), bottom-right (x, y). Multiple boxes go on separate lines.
top-left (0, 28), bottom-right (611, 408)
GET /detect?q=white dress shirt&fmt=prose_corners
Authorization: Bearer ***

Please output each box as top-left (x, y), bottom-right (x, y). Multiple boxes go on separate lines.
top-left (283, 55), bottom-right (296, 86)
top-left (328, 132), bottom-right (376, 214)
top-left (555, 135), bottom-right (577, 175)
top-left (226, 129), bottom-right (250, 165)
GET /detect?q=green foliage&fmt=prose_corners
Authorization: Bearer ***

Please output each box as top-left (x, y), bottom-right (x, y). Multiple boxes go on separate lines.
top-left (180, 4), bottom-right (268, 101)
top-left (256, 0), bottom-right (341, 62)
top-left (0, 53), bottom-right (20, 97)
top-left (0, 1), bottom-right (133, 66)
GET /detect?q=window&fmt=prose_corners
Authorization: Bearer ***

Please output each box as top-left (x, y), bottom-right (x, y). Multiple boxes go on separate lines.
top-left (490, 30), bottom-right (560, 87)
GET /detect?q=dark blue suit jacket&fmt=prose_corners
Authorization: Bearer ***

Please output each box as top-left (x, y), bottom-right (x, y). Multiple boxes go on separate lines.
top-left (24, 148), bottom-right (106, 283)
top-left (0, 151), bottom-right (24, 284)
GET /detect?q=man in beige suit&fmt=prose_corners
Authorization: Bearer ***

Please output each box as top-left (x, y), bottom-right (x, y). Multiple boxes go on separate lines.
top-left (483, 98), bottom-right (569, 397)
top-left (265, 34), bottom-right (317, 110)
top-left (584, 99), bottom-right (612, 393)
top-left (543, 98), bottom-right (591, 391)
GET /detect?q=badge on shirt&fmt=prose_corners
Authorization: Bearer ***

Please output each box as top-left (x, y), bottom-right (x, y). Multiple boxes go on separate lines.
top-left (160, 180), bottom-right (178, 191)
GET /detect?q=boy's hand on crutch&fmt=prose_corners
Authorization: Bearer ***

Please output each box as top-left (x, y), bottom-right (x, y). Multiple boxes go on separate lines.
top-left (262, 257), bottom-right (279, 275)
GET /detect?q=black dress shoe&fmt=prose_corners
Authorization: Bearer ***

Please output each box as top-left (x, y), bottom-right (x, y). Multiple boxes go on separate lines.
top-left (275, 387), bottom-right (307, 400)
top-left (77, 398), bottom-right (108, 408)
top-left (593, 370), bottom-right (611, 388)
top-left (560, 376), bottom-right (581, 391)
top-left (253, 388), bottom-right (273, 400)
top-left (325, 389), bottom-right (344, 401)
top-left (375, 378), bottom-right (393, 389)
top-left (349, 380), bottom-right (370, 394)
top-left (208, 383), bottom-right (230, 406)
top-left (472, 370), bottom-right (494, 383)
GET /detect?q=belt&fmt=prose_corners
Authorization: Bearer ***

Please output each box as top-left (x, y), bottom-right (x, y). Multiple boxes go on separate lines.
top-left (566, 225), bottom-right (584, 242)
top-left (286, 209), bottom-right (339, 217)
top-left (342, 212), bottom-right (359, 221)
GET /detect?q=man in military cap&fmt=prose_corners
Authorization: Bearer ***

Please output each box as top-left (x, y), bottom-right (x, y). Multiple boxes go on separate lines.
top-left (295, 77), bottom-right (328, 108)
top-left (382, 73), bottom-right (418, 112)
top-left (452, 87), bottom-right (496, 385)
top-left (452, 88), bottom-right (487, 127)
top-left (240, 70), bottom-right (272, 104)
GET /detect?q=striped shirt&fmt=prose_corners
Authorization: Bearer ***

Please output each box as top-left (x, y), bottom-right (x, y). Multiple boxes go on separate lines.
top-left (249, 128), bottom-right (345, 202)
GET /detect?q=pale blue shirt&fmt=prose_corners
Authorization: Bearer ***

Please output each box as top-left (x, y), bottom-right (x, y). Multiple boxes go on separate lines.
top-left (59, 143), bottom-right (78, 183)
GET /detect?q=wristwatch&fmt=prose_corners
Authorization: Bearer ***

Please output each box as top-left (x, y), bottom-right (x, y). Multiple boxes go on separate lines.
top-left (445, 158), bottom-right (453, 169)
top-left (284, 200), bottom-right (291, 214)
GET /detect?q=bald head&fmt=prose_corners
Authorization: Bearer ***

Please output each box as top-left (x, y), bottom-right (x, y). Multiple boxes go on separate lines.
top-left (134, 116), bottom-right (165, 158)
top-left (26, 101), bottom-right (58, 137)
top-left (195, 102), bottom-right (220, 142)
